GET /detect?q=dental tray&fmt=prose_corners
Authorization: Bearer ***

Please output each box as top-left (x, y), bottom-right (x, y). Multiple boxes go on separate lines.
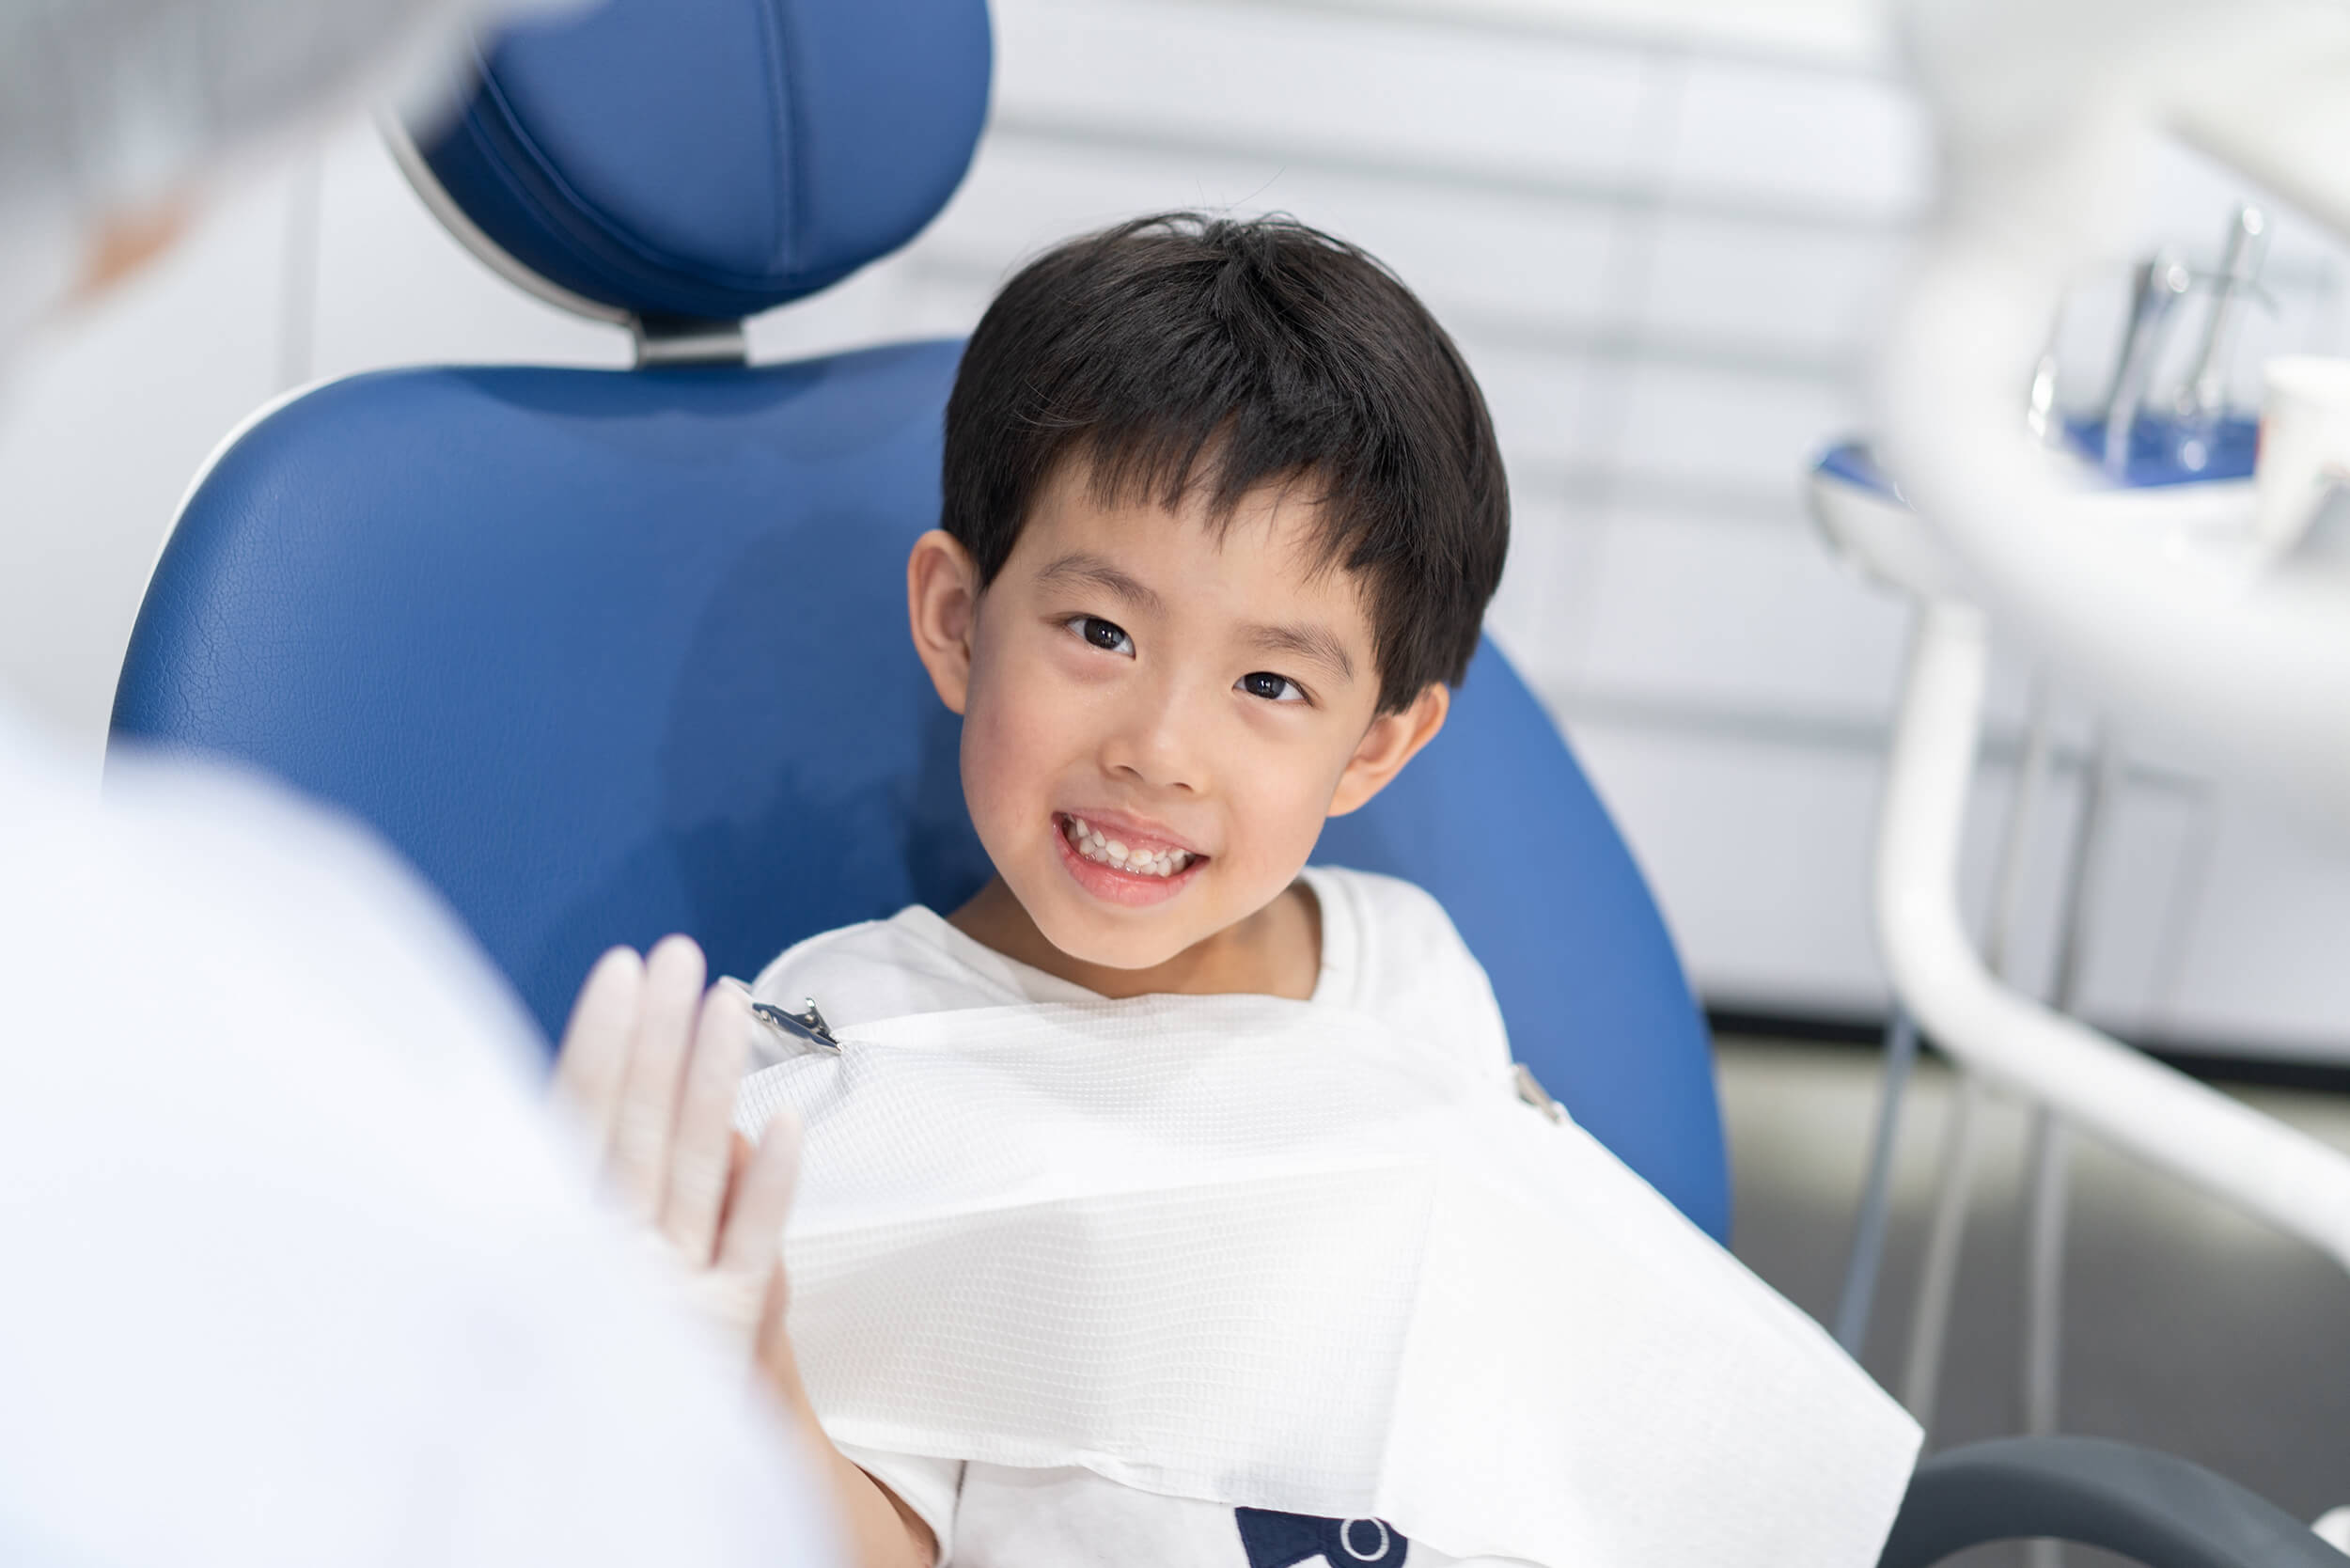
top-left (2062, 413), bottom-right (2260, 487)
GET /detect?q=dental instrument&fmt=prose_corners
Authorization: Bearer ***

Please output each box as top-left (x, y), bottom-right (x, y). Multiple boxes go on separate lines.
top-left (2095, 251), bottom-right (2195, 479)
top-left (2175, 206), bottom-right (2269, 428)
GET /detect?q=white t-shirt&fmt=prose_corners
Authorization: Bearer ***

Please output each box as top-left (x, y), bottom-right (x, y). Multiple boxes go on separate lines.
top-left (0, 707), bottom-right (838, 1568)
top-left (747, 865), bottom-right (1518, 1568)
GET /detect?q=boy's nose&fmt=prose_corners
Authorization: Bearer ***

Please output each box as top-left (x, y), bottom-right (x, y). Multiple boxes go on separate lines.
top-left (1099, 676), bottom-right (1205, 793)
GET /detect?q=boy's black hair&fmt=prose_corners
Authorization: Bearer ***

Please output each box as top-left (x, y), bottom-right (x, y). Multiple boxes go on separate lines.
top-left (941, 212), bottom-right (1509, 713)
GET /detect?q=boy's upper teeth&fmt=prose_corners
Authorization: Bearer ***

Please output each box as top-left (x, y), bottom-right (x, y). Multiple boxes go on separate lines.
top-left (1064, 815), bottom-right (1193, 877)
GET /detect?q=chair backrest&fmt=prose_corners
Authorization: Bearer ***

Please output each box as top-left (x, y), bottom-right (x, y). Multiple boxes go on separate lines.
top-left (111, 0), bottom-right (1728, 1240)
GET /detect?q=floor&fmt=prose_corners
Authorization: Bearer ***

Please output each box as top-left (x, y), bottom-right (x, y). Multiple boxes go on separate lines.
top-left (1715, 1039), bottom-right (2350, 1568)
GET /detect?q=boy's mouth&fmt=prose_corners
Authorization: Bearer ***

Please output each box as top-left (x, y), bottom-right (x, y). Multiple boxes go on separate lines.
top-left (1058, 813), bottom-right (1198, 877)
top-left (1053, 813), bottom-right (1206, 900)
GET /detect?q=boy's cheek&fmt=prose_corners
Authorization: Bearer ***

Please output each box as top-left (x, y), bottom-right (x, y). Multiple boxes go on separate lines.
top-left (1245, 795), bottom-right (1341, 898)
top-left (956, 702), bottom-right (1030, 844)
top-left (957, 678), bottom-right (1075, 871)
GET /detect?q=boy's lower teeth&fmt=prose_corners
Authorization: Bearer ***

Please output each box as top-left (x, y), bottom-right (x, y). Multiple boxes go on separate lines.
top-left (1063, 816), bottom-right (1193, 879)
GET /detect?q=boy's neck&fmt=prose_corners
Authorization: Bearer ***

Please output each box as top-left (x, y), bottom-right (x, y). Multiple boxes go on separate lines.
top-left (947, 876), bottom-right (1323, 1001)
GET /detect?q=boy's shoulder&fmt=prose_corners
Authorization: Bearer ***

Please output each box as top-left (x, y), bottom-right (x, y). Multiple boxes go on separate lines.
top-left (1301, 863), bottom-right (1479, 977)
top-left (747, 911), bottom-right (976, 1029)
top-left (1304, 863), bottom-right (1458, 941)
top-left (1303, 865), bottom-right (1512, 1076)
top-left (746, 905), bottom-right (1094, 1034)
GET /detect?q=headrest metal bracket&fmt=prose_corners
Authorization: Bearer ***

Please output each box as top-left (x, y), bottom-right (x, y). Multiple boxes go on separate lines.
top-left (632, 316), bottom-right (749, 368)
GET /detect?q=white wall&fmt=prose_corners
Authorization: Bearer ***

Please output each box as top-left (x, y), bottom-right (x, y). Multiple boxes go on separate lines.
top-left (5, 0), bottom-right (2349, 1054)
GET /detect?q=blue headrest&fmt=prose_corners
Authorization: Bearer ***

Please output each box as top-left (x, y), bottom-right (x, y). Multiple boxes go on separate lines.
top-left (419, 0), bottom-right (992, 321)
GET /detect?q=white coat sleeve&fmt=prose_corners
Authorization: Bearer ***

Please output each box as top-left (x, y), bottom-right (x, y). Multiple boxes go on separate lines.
top-left (0, 725), bottom-right (841, 1568)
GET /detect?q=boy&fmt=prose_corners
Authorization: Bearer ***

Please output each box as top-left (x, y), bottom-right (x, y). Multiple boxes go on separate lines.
top-left (557, 214), bottom-right (1916, 1568)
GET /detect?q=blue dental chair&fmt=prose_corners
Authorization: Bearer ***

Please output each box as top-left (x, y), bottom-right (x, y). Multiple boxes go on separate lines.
top-left (104, 2), bottom-right (2346, 1562)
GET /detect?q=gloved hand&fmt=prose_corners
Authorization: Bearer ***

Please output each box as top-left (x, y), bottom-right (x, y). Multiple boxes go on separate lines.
top-left (553, 935), bottom-right (800, 1359)
top-left (551, 935), bottom-right (936, 1568)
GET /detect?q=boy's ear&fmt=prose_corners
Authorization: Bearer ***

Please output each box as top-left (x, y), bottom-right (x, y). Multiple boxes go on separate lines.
top-left (906, 529), bottom-right (981, 716)
top-left (1327, 682), bottom-right (1450, 818)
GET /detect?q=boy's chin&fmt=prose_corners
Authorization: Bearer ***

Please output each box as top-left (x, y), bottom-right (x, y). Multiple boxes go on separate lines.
top-left (1037, 917), bottom-right (1195, 974)
top-left (1026, 896), bottom-right (1202, 974)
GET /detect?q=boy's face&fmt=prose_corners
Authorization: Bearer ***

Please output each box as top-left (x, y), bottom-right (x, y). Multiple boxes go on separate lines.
top-left (908, 460), bottom-right (1449, 974)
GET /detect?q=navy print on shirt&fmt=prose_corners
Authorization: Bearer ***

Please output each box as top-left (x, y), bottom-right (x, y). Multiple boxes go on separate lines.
top-left (1234, 1508), bottom-right (1409, 1568)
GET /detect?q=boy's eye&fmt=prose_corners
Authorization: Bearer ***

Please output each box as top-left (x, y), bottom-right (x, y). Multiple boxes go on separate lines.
top-left (1238, 671), bottom-right (1307, 704)
top-left (1067, 616), bottom-right (1135, 656)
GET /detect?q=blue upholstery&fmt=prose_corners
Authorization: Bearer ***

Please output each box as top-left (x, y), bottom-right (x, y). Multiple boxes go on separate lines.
top-left (117, 345), bottom-right (989, 1011)
top-left (421, 0), bottom-right (992, 321)
top-left (1321, 663), bottom-right (1727, 1239)
top-left (111, 0), bottom-right (1727, 1240)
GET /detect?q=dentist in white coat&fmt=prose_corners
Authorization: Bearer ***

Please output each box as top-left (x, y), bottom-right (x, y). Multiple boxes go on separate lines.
top-left (0, 5), bottom-right (835, 1565)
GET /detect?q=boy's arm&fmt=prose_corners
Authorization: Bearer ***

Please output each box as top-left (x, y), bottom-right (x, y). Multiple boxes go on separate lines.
top-left (754, 1299), bottom-right (942, 1568)
top-left (555, 938), bottom-right (938, 1568)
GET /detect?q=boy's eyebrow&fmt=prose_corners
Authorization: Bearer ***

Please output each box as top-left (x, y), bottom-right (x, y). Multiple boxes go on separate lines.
top-left (1242, 620), bottom-right (1355, 681)
top-left (1033, 552), bottom-right (1167, 614)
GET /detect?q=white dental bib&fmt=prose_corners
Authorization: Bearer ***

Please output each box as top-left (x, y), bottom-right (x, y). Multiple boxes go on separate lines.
top-left (737, 994), bottom-right (1919, 1568)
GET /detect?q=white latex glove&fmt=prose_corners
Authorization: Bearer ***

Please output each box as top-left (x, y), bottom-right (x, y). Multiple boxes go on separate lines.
top-left (555, 935), bottom-right (801, 1354)
top-left (551, 935), bottom-right (935, 1568)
